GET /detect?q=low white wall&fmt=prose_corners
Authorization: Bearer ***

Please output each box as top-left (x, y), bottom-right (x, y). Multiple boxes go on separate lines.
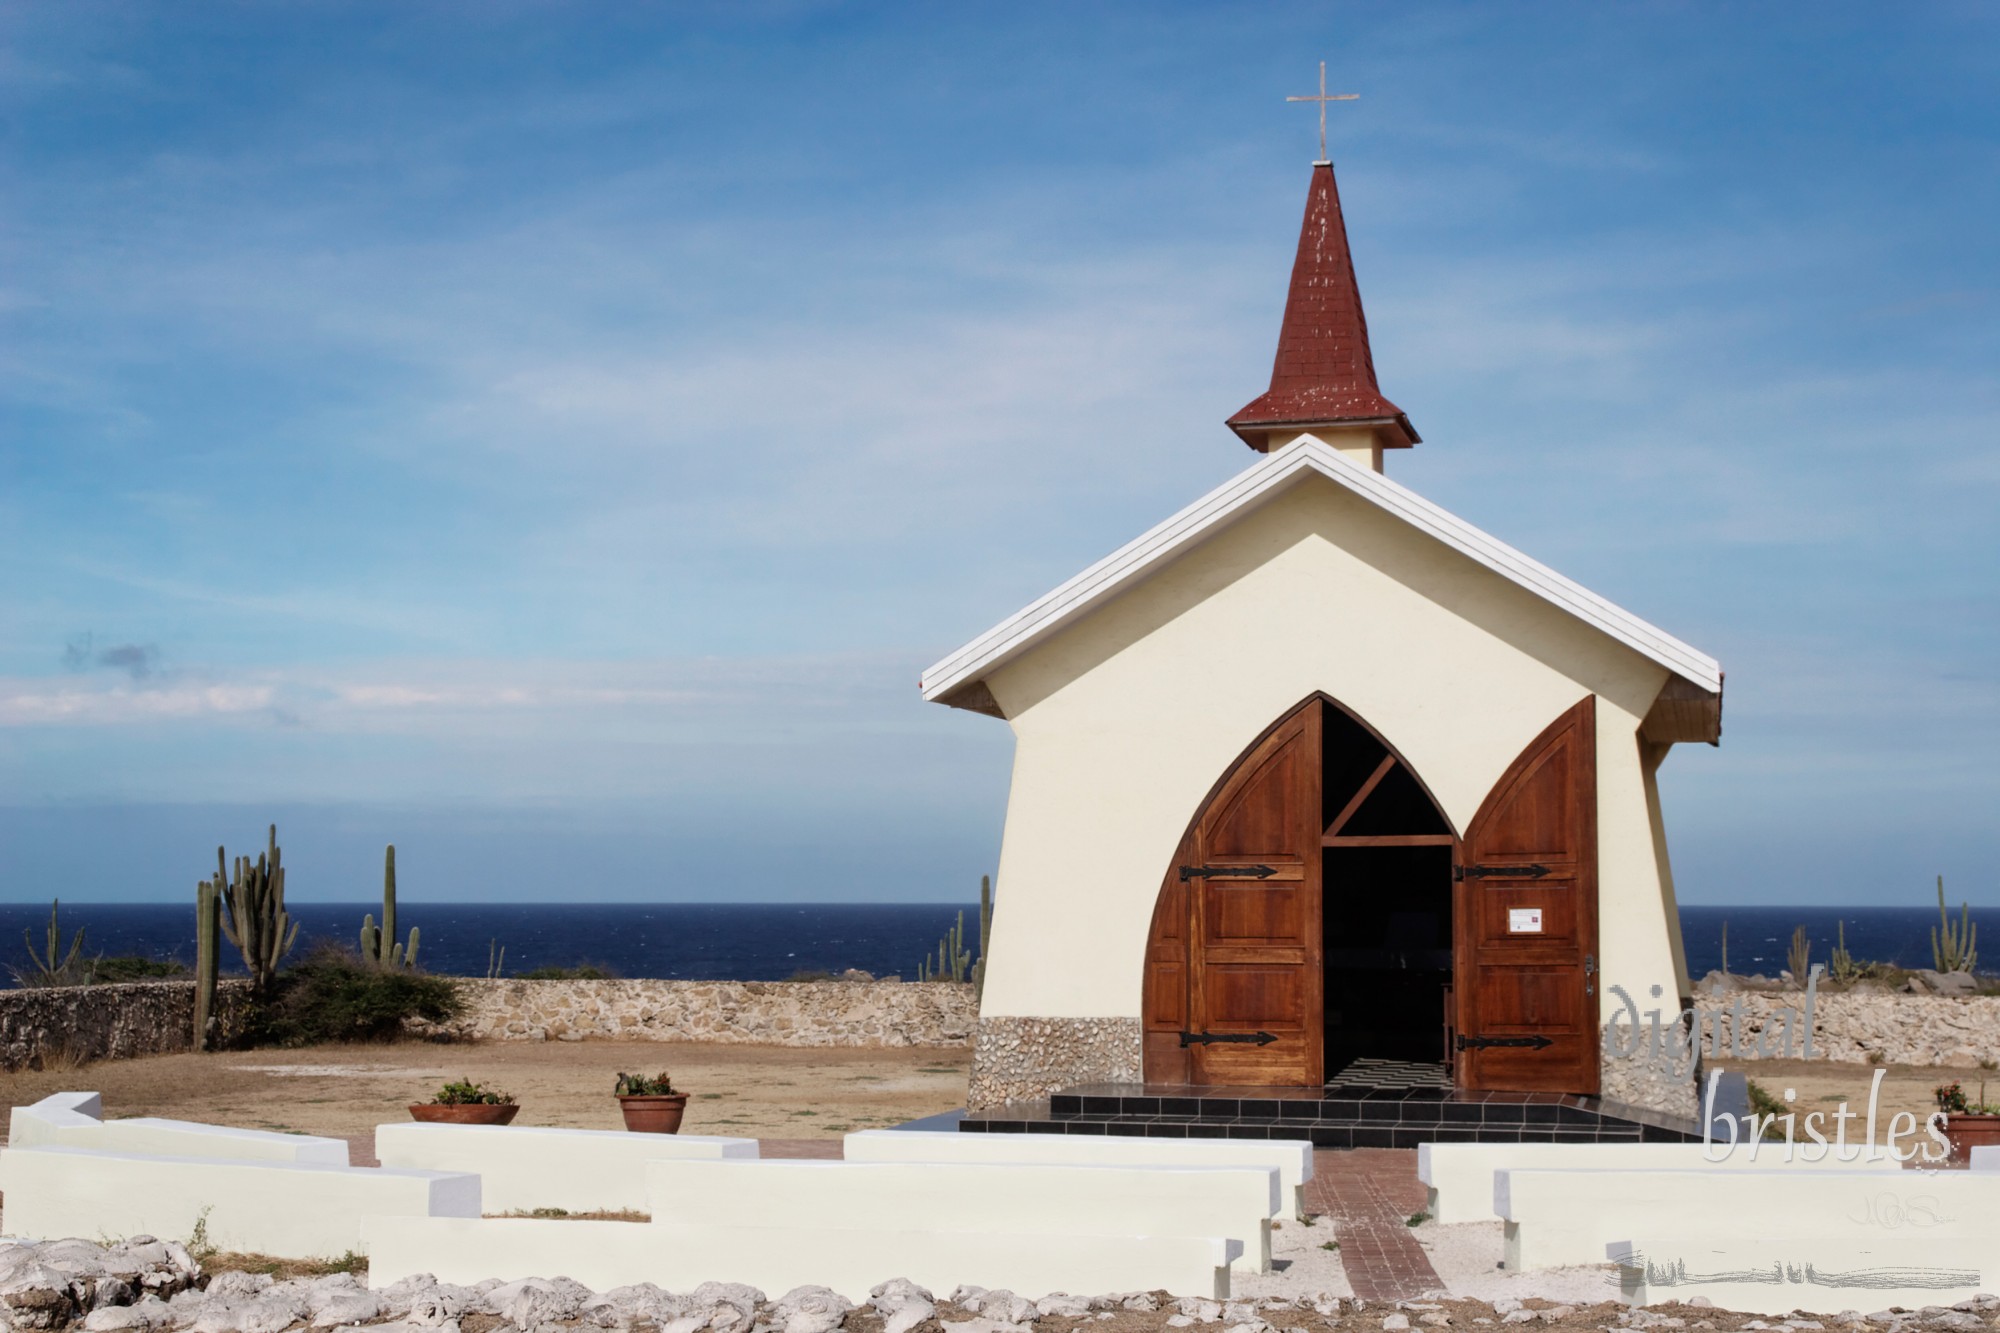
top-left (11, 1092), bottom-right (348, 1166)
top-left (845, 1130), bottom-right (1314, 1222)
top-left (1499, 1166), bottom-right (2000, 1273)
top-left (645, 1158), bottom-right (1275, 1273)
top-left (1418, 1141), bottom-right (1911, 1225)
top-left (362, 1215), bottom-right (1240, 1301)
top-left (0, 1146), bottom-right (479, 1259)
top-left (1611, 1236), bottom-right (1991, 1315)
top-left (374, 1122), bottom-right (757, 1214)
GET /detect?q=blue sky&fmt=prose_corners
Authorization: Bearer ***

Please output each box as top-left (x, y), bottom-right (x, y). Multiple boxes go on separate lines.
top-left (2, 3), bottom-right (1995, 906)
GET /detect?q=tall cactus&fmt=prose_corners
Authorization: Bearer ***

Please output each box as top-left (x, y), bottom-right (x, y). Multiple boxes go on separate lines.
top-left (360, 844), bottom-right (420, 968)
top-left (216, 824), bottom-right (298, 996)
top-left (193, 877), bottom-right (221, 1049)
top-left (17, 900), bottom-right (88, 986)
top-left (971, 874), bottom-right (993, 1000)
top-left (1932, 874), bottom-right (1979, 974)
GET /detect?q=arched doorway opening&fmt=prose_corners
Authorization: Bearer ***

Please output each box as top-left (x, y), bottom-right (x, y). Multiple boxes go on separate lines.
top-left (1140, 693), bottom-right (1459, 1087)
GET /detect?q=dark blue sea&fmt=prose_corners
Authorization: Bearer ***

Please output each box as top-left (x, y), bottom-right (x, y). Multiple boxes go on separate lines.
top-left (1676, 907), bottom-right (1997, 979)
top-left (0, 903), bottom-right (1991, 986)
top-left (0, 902), bottom-right (982, 985)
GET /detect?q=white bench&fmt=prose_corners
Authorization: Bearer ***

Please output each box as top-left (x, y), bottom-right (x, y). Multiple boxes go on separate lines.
top-left (10, 1092), bottom-right (349, 1165)
top-left (1499, 1166), bottom-right (2000, 1272)
top-left (646, 1157), bottom-right (1278, 1272)
top-left (362, 1214), bottom-right (1241, 1301)
top-left (1608, 1236), bottom-right (1992, 1315)
top-left (0, 1145), bottom-right (478, 1259)
top-left (374, 1121), bottom-right (759, 1214)
top-left (844, 1129), bottom-right (1315, 1221)
top-left (1418, 1140), bottom-right (1914, 1224)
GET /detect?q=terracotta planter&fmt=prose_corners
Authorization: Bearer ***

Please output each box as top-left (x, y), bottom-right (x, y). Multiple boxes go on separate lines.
top-left (618, 1093), bottom-right (688, 1134)
top-left (409, 1102), bottom-right (519, 1126)
top-left (1943, 1112), bottom-right (2000, 1166)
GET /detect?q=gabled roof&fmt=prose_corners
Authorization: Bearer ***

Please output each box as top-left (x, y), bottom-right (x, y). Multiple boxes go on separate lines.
top-left (1227, 162), bottom-right (1417, 450)
top-left (921, 437), bottom-right (1722, 717)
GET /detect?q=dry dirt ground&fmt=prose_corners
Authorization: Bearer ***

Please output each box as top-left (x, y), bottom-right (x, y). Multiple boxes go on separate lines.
top-left (0, 1040), bottom-right (973, 1142)
top-left (1729, 1057), bottom-right (1990, 1135)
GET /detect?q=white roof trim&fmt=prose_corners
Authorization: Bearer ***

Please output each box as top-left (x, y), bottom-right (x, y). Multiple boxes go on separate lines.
top-left (920, 436), bottom-right (1723, 702)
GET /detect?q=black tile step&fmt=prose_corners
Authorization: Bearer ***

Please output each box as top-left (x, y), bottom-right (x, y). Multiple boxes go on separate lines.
top-left (1051, 1092), bottom-right (1612, 1128)
top-left (959, 1112), bottom-right (1677, 1149)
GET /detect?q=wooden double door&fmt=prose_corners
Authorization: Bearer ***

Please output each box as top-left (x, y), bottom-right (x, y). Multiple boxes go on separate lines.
top-left (1140, 694), bottom-right (1600, 1094)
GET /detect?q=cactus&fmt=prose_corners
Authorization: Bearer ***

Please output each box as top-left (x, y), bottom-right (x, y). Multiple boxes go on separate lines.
top-left (193, 878), bottom-right (221, 1048)
top-left (14, 900), bottom-right (89, 987)
top-left (914, 894), bottom-right (980, 984)
top-left (1829, 919), bottom-right (1862, 984)
top-left (1719, 920), bottom-right (1729, 976)
top-left (1932, 874), bottom-right (1978, 974)
top-left (216, 825), bottom-right (299, 995)
top-left (971, 874), bottom-right (993, 1000)
top-left (1786, 925), bottom-right (1811, 987)
top-left (486, 939), bottom-right (506, 980)
top-left (361, 844), bottom-right (420, 968)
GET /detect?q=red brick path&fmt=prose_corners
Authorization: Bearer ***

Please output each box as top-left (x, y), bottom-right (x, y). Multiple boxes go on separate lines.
top-left (1303, 1148), bottom-right (1443, 1302)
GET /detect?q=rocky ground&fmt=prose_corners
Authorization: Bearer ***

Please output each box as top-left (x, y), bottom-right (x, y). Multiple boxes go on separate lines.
top-left (2, 1238), bottom-right (1996, 1333)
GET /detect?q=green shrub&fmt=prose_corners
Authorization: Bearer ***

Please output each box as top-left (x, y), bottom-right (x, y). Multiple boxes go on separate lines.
top-left (429, 1079), bottom-right (513, 1106)
top-left (91, 956), bottom-right (191, 983)
top-left (516, 963), bottom-right (614, 980)
top-left (615, 1070), bottom-right (675, 1096)
top-left (242, 945), bottom-right (461, 1047)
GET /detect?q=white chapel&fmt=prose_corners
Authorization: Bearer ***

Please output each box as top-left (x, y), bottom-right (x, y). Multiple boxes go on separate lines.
top-left (923, 148), bottom-right (1722, 1121)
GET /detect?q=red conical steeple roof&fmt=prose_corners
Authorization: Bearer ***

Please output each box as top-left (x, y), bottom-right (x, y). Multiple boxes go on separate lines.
top-left (1228, 161), bottom-right (1417, 452)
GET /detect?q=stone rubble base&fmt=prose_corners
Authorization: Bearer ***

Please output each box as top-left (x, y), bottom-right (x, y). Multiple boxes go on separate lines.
top-left (5, 1238), bottom-right (1999, 1333)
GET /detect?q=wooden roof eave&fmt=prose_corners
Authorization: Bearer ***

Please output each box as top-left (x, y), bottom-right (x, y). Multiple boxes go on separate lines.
top-left (1640, 674), bottom-right (1725, 746)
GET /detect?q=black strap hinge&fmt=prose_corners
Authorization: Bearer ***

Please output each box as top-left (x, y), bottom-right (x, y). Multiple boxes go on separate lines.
top-left (1179, 864), bottom-right (1277, 882)
top-left (1455, 1033), bottom-right (1555, 1051)
top-left (1179, 1030), bottom-right (1279, 1047)
top-left (1456, 863), bottom-right (1552, 882)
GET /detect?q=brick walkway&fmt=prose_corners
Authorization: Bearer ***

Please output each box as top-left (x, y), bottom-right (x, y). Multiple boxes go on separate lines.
top-left (1303, 1148), bottom-right (1443, 1302)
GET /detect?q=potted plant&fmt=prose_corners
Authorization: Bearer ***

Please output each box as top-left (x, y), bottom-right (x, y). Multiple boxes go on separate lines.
top-left (615, 1070), bottom-right (687, 1134)
top-left (410, 1079), bottom-right (519, 1126)
top-left (1933, 1080), bottom-right (2000, 1166)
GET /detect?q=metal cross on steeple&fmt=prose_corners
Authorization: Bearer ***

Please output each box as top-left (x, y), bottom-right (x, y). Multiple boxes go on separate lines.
top-left (1286, 60), bottom-right (1358, 164)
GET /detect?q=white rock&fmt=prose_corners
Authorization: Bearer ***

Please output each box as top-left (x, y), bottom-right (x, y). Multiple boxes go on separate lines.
top-left (1166, 1319), bottom-right (1197, 1329)
top-left (85, 1309), bottom-right (155, 1333)
top-left (772, 1286), bottom-right (853, 1333)
top-left (204, 1277), bottom-right (273, 1302)
top-left (1494, 1303), bottom-right (1523, 1318)
top-left (1123, 1295), bottom-right (1160, 1313)
top-left (1383, 1318), bottom-right (1411, 1332)
top-left (309, 1292), bottom-right (384, 1327)
top-left (1037, 1296), bottom-right (1090, 1320)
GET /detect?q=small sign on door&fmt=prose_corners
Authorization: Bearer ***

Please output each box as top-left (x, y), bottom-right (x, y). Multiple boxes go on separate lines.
top-left (1508, 907), bottom-right (1544, 934)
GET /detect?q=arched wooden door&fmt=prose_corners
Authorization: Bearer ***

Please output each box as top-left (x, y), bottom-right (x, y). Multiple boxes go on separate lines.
top-left (1141, 699), bottom-right (1324, 1086)
top-left (1452, 697), bottom-right (1601, 1094)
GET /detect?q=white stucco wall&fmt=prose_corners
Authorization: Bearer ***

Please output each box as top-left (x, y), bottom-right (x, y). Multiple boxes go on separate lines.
top-left (975, 475), bottom-right (1687, 1023)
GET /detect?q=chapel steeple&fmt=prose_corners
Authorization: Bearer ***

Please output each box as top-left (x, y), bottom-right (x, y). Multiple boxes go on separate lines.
top-left (1226, 158), bottom-right (1419, 470)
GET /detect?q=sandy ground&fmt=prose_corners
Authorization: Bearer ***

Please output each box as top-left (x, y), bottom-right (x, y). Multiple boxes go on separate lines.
top-left (1730, 1057), bottom-right (1988, 1131)
top-left (0, 1040), bottom-right (973, 1141)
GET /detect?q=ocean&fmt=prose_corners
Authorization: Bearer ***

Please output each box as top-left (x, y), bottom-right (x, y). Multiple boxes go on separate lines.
top-left (0, 902), bottom-right (1991, 986)
top-left (0, 902), bottom-right (984, 985)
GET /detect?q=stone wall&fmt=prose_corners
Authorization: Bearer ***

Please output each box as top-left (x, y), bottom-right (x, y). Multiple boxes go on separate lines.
top-left (966, 1017), bottom-right (1142, 1109)
top-left (0, 980), bottom-right (253, 1072)
top-left (446, 978), bottom-right (978, 1048)
top-left (1697, 989), bottom-right (2000, 1067)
